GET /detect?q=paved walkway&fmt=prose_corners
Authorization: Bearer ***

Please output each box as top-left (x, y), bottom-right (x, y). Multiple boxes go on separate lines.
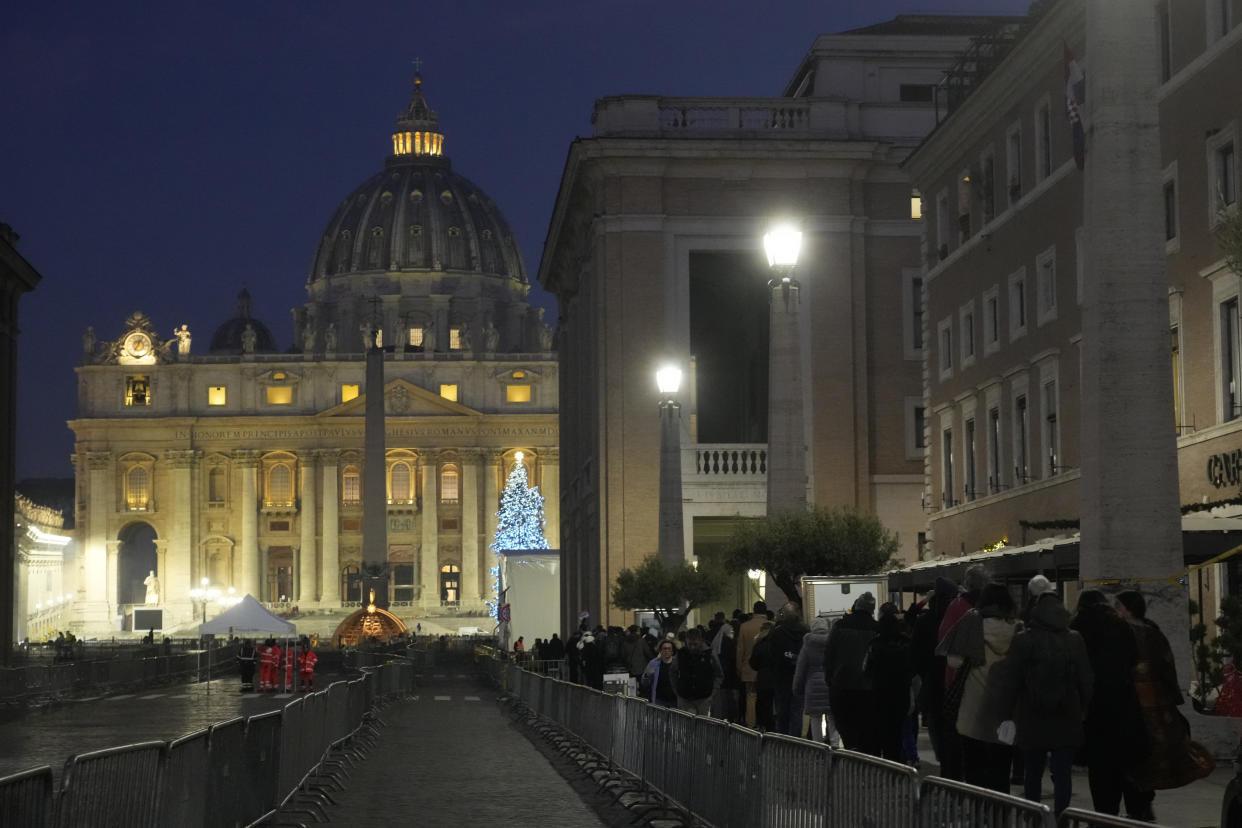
top-left (318, 670), bottom-right (608, 827)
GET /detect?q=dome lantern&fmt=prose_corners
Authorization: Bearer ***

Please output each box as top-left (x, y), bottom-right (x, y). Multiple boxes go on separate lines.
top-left (391, 73), bottom-right (444, 158)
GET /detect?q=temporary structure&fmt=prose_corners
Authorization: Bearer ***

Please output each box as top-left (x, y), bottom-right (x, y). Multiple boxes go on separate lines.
top-left (197, 594), bottom-right (296, 692)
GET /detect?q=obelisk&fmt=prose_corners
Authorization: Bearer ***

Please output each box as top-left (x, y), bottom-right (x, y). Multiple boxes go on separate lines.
top-left (1079, 1), bottom-right (1186, 675)
top-left (362, 330), bottom-right (390, 609)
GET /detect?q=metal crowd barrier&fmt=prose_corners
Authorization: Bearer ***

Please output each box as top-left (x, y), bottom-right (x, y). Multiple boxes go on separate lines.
top-left (918, 777), bottom-right (1054, 828)
top-left (0, 765), bottom-right (53, 827)
top-left (54, 741), bottom-right (165, 827)
top-left (500, 663), bottom-right (1162, 828)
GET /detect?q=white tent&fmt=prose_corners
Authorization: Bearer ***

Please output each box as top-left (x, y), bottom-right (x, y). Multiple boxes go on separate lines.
top-left (198, 594), bottom-right (294, 636)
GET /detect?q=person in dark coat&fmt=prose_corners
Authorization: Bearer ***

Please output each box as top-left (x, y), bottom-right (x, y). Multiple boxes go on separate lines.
top-left (937, 566), bottom-right (988, 780)
top-left (711, 620), bottom-right (742, 722)
top-left (748, 622), bottom-right (777, 731)
top-left (866, 604), bottom-right (915, 761)
top-left (996, 591), bottom-right (1093, 815)
top-left (823, 592), bottom-right (880, 753)
top-left (578, 629), bottom-right (605, 690)
top-left (767, 602), bottom-right (808, 736)
top-left (912, 577), bottom-right (958, 763)
top-left (237, 639), bottom-right (257, 691)
top-left (1070, 589), bottom-right (1149, 817)
top-left (793, 616), bottom-right (837, 744)
top-left (544, 633), bottom-right (565, 662)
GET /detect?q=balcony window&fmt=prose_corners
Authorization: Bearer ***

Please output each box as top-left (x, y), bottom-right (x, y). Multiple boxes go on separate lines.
top-left (440, 465), bottom-right (459, 503)
top-left (390, 462), bottom-right (412, 503)
top-left (125, 466), bottom-right (149, 510)
top-left (506, 384), bottom-right (532, 403)
top-left (208, 386), bottom-right (226, 406)
top-left (267, 464), bottom-right (293, 506)
top-left (125, 376), bottom-right (150, 407)
top-left (440, 384), bottom-right (458, 402)
top-left (266, 386), bottom-right (292, 405)
top-left (341, 384), bottom-right (359, 403)
top-left (342, 466), bottom-right (361, 504)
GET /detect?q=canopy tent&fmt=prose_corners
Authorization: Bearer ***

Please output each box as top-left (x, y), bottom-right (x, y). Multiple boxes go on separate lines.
top-left (198, 593), bottom-right (295, 636)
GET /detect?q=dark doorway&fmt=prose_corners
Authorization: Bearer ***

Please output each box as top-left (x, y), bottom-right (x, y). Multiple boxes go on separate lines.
top-left (689, 251), bottom-right (770, 442)
top-left (266, 547), bottom-right (293, 602)
top-left (117, 523), bottom-right (158, 606)
top-left (440, 564), bottom-right (460, 605)
top-left (342, 565), bottom-right (362, 603)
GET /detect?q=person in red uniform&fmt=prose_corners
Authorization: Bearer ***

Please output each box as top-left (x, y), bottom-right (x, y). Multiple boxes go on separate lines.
top-left (282, 641), bottom-right (295, 691)
top-left (298, 641), bottom-right (319, 691)
top-left (266, 640), bottom-right (283, 692)
top-left (256, 640), bottom-right (273, 691)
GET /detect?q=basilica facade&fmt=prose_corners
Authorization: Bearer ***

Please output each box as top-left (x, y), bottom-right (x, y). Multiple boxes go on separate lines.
top-left (67, 76), bottom-right (558, 637)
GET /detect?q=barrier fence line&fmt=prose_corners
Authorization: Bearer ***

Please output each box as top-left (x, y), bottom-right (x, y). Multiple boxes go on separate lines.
top-left (0, 765), bottom-right (53, 827)
top-left (54, 741), bottom-right (165, 828)
top-left (500, 663), bottom-right (1170, 828)
top-left (159, 729), bottom-right (210, 828)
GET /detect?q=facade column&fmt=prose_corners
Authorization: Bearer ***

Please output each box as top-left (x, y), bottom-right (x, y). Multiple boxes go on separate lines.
top-left (81, 452), bottom-right (114, 629)
top-left (461, 450), bottom-right (481, 606)
top-left (483, 451), bottom-right (502, 607)
top-left (320, 450), bottom-right (340, 605)
top-left (420, 459), bottom-right (439, 607)
top-left (235, 450), bottom-right (261, 598)
top-left (540, 449), bottom-right (560, 550)
top-left (164, 449), bottom-right (198, 622)
top-left (105, 540), bottom-right (120, 626)
top-left (299, 454), bottom-right (318, 603)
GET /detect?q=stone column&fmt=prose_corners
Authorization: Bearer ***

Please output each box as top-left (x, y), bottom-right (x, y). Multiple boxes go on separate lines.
top-left (1080, 2), bottom-right (1187, 673)
top-left (299, 454), bottom-right (317, 604)
top-left (483, 451), bottom-right (502, 606)
top-left (429, 294), bottom-right (451, 355)
top-left (766, 278), bottom-right (808, 515)
top-left (320, 451), bottom-right (340, 605)
top-left (420, 459), bottom-right (438, 606)
top-left (540, 449), bottom-right (560, 550)
top-left (461, 451), bottom-right (481, 606)
top-left (105, 540), bottom-right (120, 627)
top-left (164, 449), bottom-right (198, 619)
top-left (235, 450), bottom-right (261, 598)
top-left (82, 452), bottom-right (113, 627)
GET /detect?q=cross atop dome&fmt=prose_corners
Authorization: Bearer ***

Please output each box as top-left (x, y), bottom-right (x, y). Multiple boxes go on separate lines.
top-left (392, 70), bottom-right (443, 158)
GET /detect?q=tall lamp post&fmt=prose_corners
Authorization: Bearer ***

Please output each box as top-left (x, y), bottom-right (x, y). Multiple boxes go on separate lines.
top-left (656, 365), bottom-right (685, 567)
top-left (763, 223), bottom-right (807, 515)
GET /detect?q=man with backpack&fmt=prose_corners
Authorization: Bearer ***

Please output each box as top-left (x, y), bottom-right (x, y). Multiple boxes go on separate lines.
top-left (996, 589), bottom-right (1093, 815)
top-left (670, 627), bottom-right (723, 715)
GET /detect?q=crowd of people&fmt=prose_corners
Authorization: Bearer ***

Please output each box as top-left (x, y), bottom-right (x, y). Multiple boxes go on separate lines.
top-left (236, 636), bottom-right (318, 692)
top-left (526, 566), bottom-right (1214, 820)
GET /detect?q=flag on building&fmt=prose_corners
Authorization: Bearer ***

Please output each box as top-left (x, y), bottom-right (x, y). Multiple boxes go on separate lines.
top-left (1064, 45), bottom-right (1086, 169)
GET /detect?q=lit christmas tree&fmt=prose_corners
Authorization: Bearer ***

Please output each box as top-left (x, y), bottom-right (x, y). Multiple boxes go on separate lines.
top-left (487, 452), bottom-right (549, 618)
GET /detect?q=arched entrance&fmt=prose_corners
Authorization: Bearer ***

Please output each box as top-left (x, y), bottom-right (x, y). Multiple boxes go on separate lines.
top-left (117, 523), bottom-right (158, 606)
top-left (440, 564), bottom-right (460, 606)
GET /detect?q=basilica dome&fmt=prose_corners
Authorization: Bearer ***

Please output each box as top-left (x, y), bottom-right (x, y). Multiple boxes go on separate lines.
top-left (209, 289), bottom-right (279, 354)
top-left (307, 75), bottom-right (526, 285)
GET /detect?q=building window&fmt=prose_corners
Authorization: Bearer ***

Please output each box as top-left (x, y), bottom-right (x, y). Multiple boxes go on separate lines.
top-left (979, 150), bottom-right (996, 224)
top-left (960, 305), bottom-right (976, 365)
top-left (1164, 180), bottom-right (1179, 242)
top-left (440, 384), bottom-right (458, 402)
top-left (342, 466), bottom-right (361, 504)
top-left (910, 188), bottom-right (922, 220)
top-left (1036, 246), bottom-right (1057, 326)
top-left (1008, 268), bottom-right (1028, 340)
top-left (964, 417), bottom-right (977, 501)
top-left (914, 406), bottom-right (926, 449)
top-left (1014, 394), bottom-right (1030, 484)
top-left (506, 384), bottom-right (532, 403)
top-left (208, 386), bottom-right (226, 406)
top-left (266, 386), bottom-right (293, 405)
top-left (1216, 142), bottom-right (1237, 211)
top-left (1172, 325), bottom-right (1184, 432)
top-left (912, 276), bottom-right (924, 350)
top-left (1158, 1), bottom-right (1172, 82)
top-left (942, 429), bottom-right (954, 507)
top-left (267, 464), bottom-right (293, 507)
top-left (938, 317), bottom-right (953, 379)
top-left (1006, 123), bottom-right (1022, 205)
top-left (125, 466), bottom-right (149, 510)
top-left (936, 190), bottom-right (951, 260)
top-left (1044, 381), bottom-right (1059, 476)
top-left (449, 327), bottom-right (464, 350)
top-left (957, 171), bottom-right (973, 242)
top-left (1034, 100), bottom-right (1052, 182)
top-left (125, 376), bottom-right (150, 407)
top-left (341, 384), bottom-right (359, 403)
top-left (983, 287), bottom-right (1000, 355)
top-left (988, 406), bottom-right (1002, 493)
top-left (390, 462), bottom-right (412, 503)
top-left (208, 467), bottom-right (225, 503)
top-left (1222, 298), bottom-right (1241, 421)
top-left (408, 327), bottom-right (425, 349)
top-left (899, 83), bottom-right (934, 102)
top-left (440, 465), bottom-right (459, 503)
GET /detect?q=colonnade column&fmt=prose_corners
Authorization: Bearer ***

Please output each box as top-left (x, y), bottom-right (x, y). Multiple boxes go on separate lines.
top-left (235, 450), bottom-right (261, 598)
top-left (483, 452), bottom-right (501, 606)
top-left (299, 454), bottom-right (317, 604)
top-left (320, 451), bottom-right (340, 605)
top-left (165, 449), bottom-right (198, 619)
top-left (420, 459), bottom-right (439, 607)
top-left (105, 540), bottom-right (120, 623)
top-left (461, 450), bottom-right (481, 607)
top-left (539, 448), bottom-right (560, 549)
top-left (81, 452), bottom-right (113, 628)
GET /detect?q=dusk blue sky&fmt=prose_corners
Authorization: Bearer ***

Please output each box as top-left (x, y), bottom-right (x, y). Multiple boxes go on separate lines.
top-left (3, 0), bottom-right (1031, 479)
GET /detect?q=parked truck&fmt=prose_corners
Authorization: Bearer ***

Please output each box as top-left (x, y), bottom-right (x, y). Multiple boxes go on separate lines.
top-left (800, 575), bottom-right (888, 620)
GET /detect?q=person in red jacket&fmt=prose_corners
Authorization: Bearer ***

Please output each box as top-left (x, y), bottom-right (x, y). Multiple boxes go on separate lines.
top-left (281, 642), bottom-right (295, 692)
top-left (257, 640), bottom-right (274, 691)
top-left (268, 641), bottom-right (283, 692)
top-left (298, 641), bottom-right (319, 691)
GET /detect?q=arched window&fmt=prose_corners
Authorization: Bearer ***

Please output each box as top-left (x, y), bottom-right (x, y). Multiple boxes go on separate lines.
top-left (126, 467), bottom-right (149, 511)
top-left (208, 467), bottom-right (225, 503)
top-left (342, 466), bottom-right (361, 504)
top-left (367, 226), bottom-right (384, 268)
top-left (390, 462), bottom-right (411, 503)
top-left (440, 465), bottom-right (459, 503)
top-left (267, 464), bottom-right (292, 506)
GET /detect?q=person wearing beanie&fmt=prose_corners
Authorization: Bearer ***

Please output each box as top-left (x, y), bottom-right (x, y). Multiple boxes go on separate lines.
top-left (824, 591), bottom-right (880, 753)
top-left (936, 564), bottom-right (990, 779)
top-left (1028, 574), bottom-right (1054, 598)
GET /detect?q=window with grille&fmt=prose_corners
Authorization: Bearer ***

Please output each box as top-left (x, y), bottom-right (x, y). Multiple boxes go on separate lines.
top-left (390, 462), bottom-right (412, 503)
top-left (208, 467), bottom-right (225, 502)
top-left (268, 464), bottom-right (293, 506)
top-left (440, 465), bottom-right (459, 503)
top-left (343, 467), bottom-right (361, 504)
top-left (126, 467), bottom-right (149, 510)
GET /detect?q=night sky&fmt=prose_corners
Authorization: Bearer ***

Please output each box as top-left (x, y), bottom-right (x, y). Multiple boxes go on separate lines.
top-left (3, 0), bottom-right (1031, 480)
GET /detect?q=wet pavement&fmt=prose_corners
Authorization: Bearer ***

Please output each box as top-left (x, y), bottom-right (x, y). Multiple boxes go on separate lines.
top-left (0, 671), bottom-right (347, 781)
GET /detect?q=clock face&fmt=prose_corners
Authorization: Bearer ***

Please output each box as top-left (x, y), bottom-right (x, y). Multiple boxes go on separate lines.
top-left (125, 333), bottom-right (152, 358)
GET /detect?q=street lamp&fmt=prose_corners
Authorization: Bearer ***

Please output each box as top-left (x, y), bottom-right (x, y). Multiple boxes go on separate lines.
top-left (763, 220), bottom-right (808, 514)
top-left (656, 364), bottom-right (685, 567)
top-left (189, 577), bottom-right (221, 624)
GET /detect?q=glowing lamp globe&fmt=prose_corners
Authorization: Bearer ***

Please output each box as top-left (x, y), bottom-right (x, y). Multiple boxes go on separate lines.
top-left (763, 224), bottom-right (802, 269)
top-left (656, 365), bottom-right (682, 395)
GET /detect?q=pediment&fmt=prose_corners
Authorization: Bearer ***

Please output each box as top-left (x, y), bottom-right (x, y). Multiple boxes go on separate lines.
top-left (318, 379), bottom-right (482, 418)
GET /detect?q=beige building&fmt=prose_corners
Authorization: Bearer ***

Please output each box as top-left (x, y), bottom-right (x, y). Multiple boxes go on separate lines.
top-left (903, 0), bottom-right (1242, 601)
top-left (540, 16), bottom-right (1016, 631)
top-left (67, 76), bottom-right (558, 638)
